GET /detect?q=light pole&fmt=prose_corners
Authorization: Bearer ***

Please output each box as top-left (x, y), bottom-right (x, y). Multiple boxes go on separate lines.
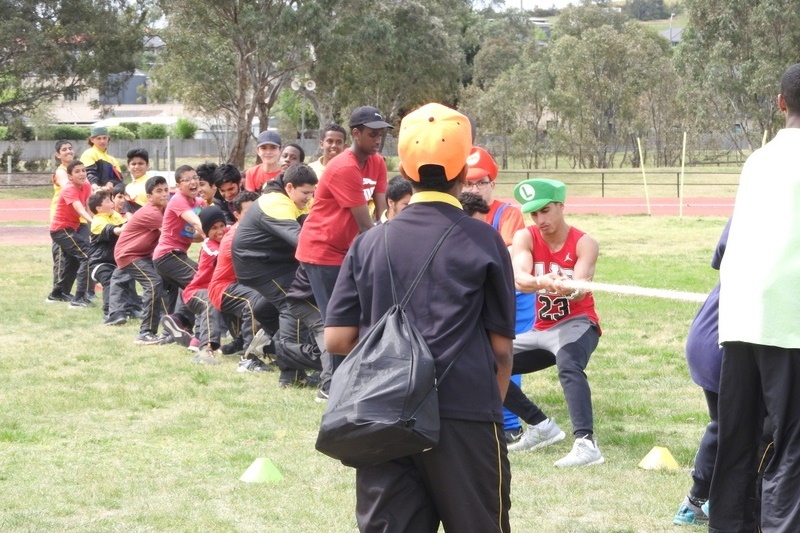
top-left (669, 13), bottom-right (675, 45)
top-left (290, 77), bottom-right (316, 138)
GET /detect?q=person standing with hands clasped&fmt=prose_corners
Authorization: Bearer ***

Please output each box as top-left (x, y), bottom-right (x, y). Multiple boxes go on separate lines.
top-left (324, 103), bottom-right (515, 532)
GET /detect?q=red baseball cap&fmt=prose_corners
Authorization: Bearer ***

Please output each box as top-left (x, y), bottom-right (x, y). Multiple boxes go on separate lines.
top-left (466, 146), bottom-right (499, 182)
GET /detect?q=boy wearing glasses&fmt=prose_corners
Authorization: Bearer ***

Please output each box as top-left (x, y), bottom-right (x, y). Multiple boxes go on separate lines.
top-left (462, 146), bottom-right (524, 246)
top-left (153, 165), bottom-right (205, 345)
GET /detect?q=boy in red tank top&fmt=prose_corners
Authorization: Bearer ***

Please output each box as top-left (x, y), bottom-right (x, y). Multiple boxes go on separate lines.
top-left (503, 178), bottom-right (605, 467)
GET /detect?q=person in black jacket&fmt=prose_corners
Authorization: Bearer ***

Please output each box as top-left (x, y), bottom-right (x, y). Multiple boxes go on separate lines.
top-left (87, 190), bottom-right (141, 325)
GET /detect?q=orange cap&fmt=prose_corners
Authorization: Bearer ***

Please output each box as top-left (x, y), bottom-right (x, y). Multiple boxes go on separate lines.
top-left (398, 103), bottom-right (472, 182)
top-left (466, 146), bottom-right (499, 181)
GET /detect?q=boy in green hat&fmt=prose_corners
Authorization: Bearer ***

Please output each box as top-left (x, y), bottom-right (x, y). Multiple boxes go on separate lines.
top-left (504, 178), bottom-right (605, 467)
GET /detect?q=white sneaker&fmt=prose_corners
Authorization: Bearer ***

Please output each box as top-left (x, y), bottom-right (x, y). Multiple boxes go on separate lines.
top-left (554, 436), bottom-right (605, 467)
top-left (507, 418), bottom-right (566, 452)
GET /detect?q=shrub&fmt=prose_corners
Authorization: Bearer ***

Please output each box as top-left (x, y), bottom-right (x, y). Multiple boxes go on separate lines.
top-left (0, 147), bottom-right (23, 171)
top-left (24, 159), bottom-right (51, 172)
top-left (7, 118), bottom-right (34, 142)
top-left (49, 125), bottom-right (91, 140)
top-left (0, 126), bottom-right (8, 141)
top-left (119, 122), bottom-right (141, 136)
top-left (137, 122), bottom-right (168, 139)
top-left (108, 126), bottom-right (136, 141)
top-left (172, 118), bottom-right (198, 140)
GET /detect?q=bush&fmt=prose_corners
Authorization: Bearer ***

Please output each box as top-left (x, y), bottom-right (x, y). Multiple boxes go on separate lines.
top-left (137, 122), bottom-right (168, 139)
top-left (108, 125), bottom-right (136, 141)
top-left (0, 147), bottom-right (23, 171)
top-left (172, 118), bottom-right (198, 139)
top-left (119, 122), bottom-right (141, 136)
top-left (0, 126), bottom-right (8, 141)
top-left (49, 125), bottom-right (91, 140)
top-left (24, 159), bottom-right (51, 172)
top-left (6, 118), bottom-right (34, 142)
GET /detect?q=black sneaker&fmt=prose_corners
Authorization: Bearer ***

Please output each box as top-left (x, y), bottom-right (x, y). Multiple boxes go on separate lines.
top-left (278, 369), bottom-right (316, 388)
top-left (160, 315), bottom-right (191, 347)
top-left (315, 388), bottom-right (329, 403)
top-left (104, 313), bottom-right (128, 326)
top-left (45, 292), bottom-right (73, 303)
top-left (237, 356), bottom-right (272, 373)
top-left (221, 337), bottom-right (245, 357)
top-left (505, 427), bottom-right (525, 444)
top-left (134, 332), bottom-right (161, 346)
top-left (69, 297), bottom-right (93, 308)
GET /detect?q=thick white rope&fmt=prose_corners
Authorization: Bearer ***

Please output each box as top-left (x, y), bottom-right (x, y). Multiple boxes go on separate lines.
top-left (559, 279), bottom-right (707, 303)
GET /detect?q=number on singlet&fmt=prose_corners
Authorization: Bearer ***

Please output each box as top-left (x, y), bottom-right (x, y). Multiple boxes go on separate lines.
top-left (537, 294), bottom-right (570, 321)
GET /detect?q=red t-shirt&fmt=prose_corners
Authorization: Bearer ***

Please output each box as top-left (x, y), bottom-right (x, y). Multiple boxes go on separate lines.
top-left (208, 223), bottom-right (238, 310)
top-left (529, 225), bottom-right (600, 332)
top-left (183, 237), bottom-right (221, 303)
top-left (244, 165), bottom-right (280, 192)
top-left (114, 203), bottom-right (164, 269)
top-left (295, 149), bottom-right (387, 266)
top-left (50, 182), bottom-right (90, 232)
top-left (153, 192), bottom-right (202, 260)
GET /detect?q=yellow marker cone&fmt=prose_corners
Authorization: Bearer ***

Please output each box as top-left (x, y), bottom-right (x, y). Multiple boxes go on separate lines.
top-left (239, 458), bottom-right (284, 483)
top-left (638, 446), bottom-right (680, 470)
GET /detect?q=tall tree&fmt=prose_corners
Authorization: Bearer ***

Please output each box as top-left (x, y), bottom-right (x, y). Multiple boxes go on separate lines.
top-left (676, 0), bottom-right (800, 154)
top-left (0, 0), bottom-right (148, 121)
top-left (149, 0), bottom-right (328, 166)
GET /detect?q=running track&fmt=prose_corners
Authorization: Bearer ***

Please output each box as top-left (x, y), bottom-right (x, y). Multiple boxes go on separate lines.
top-left (0, 197), bottom-right (734, 247)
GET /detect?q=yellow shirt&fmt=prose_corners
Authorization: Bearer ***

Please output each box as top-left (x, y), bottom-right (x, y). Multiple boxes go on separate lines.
top-left (125, 172), bottom-right (151, 206)
top-left (90, 211), bottom-right (125, 235)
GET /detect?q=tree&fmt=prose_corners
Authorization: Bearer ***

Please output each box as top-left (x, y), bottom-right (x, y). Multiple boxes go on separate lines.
top-left (624, 0), bottom-right (670, 21)
top-left (0, 0), bottom-right (148, 121)
top-left (149, 0), bottom-right (327, 166)
top-left (306, 0), bottom-right (470, 127)
top-left (676, 0), bottom-right (800, 155)
top-left (546, 6), bottom-right (672, 168)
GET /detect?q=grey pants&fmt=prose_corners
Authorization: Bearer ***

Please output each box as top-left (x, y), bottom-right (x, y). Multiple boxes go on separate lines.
top-left (504, 315), bottom-right (599, 437)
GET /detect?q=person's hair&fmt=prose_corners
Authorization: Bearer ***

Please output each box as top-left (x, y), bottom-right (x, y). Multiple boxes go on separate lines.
top-left (54, 139), bottom-right (72, 154)
top-left (112, 182), bottom-right (126, 197)
top-left (126, 148), bottom-right (149, 164)
top-left (284, 163), bottom-right (318, 187)
top-left (406, 164), bottom-right (458, 193)
top-left (87, 190), bottom-right (111, 214)
top-left (283, 143), bottom-right (306, 162)
top-left (196, 162), bottom-right (218, 185)
top-left (232, 190), bottom-right (260, 214)
top-left (66, 160), bottom-right (85, 175)
top-left (174, 165), bottom-right (195, 182)
top-left (386, 175), bottom-right (412, 203)
top-left (213, 163), bottom-right (242, 186)
top-left (320, 123), bottom-right (346, 140)
top-left (145, 175), bottom-right (168, 195)
top-left (781, 63), bottom-right (800, 115)
top-left (458, 191), bottom-right (491, 217)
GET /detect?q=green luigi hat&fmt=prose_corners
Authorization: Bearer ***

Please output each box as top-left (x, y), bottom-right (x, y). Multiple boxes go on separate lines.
top-left (514, 178), bottom-right (567, 214)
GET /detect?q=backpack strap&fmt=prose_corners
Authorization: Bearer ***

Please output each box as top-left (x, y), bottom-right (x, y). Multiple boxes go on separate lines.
top-left (491, 202), bottom-right (510, 231)
top-left (385, 216), bottom-right (466, 309)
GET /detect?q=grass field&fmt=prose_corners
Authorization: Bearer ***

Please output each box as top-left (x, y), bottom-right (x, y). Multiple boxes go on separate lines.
top-left (0, 215), bottom-right (728, 532)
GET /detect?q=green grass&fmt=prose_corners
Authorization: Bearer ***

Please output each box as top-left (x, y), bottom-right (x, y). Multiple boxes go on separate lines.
top-left (0, 215), bottom-right (727, 532)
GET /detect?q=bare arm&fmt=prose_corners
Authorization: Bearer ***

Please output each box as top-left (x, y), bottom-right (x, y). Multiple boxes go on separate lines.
top-left (554, 234), bottom-right (599, 301)
top-left (489, 331), bottom-right (513, 401)
top-left (54, 168), bottom-right (69, 188)
top-left (180, 209), bottom-right (206, 241)
top-left (70, 200), bottom-right (93, 222)
top-left (325, 326), bottom-right (359, 356)
top-left (510, 228), bottom-right (559, 293)
top-left (349, 205), bottom-right (375, 233)
top-left (372, 193), bottom-right (387, 223)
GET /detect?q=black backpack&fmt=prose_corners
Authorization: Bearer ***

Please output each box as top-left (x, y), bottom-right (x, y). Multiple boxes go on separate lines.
top-left (315, 218), bottom-right (465, 468)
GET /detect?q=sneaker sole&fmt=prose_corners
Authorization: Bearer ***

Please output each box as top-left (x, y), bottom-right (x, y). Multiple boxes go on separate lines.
top-left (673, 517), bottom-right (707, 526)
top-left (161, 317), bottom-right (191, 347)
top-left (554, 455), bottom-right (605, 467)
top-left (508, 430), bottom-right (566, 452)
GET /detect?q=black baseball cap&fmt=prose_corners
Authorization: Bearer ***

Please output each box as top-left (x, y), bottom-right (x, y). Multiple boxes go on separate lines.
top-left (256, 130), bottom-right (282, 148)
top-left (349, 106), bottom-right (393, 129)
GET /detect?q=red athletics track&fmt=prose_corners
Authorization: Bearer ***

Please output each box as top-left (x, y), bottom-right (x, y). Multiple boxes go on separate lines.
top-left (0, 197), bottom-right (734, 247)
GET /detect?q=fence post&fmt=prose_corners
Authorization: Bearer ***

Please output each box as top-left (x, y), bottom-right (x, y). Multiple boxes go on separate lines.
top-left (601, 172), bottom-right (605, 198)
top-left (677, 172), bottom-right (680, 198)
top-left (6, 155), bottom-right (11, 186)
